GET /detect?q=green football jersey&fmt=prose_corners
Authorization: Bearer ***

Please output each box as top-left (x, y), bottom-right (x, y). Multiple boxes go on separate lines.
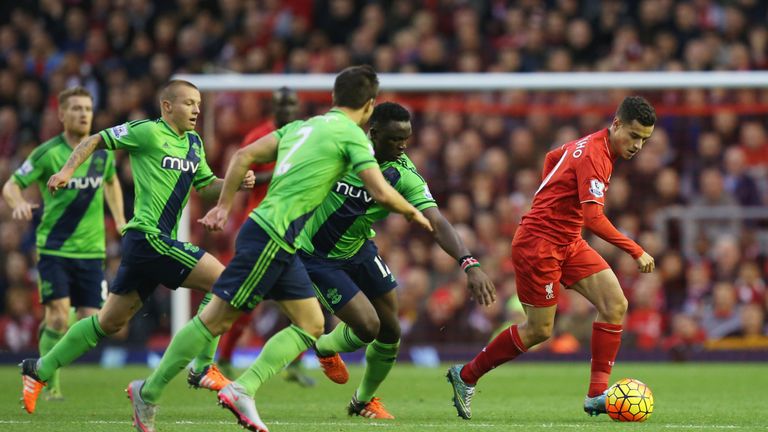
top-left (99, 119), bottom-right (216, 237)
top-left (298, 155), bottom-right (437, 259)
top-left (251, 108), bottom-right (379, 253)
top-left (12, 134), bottom-right (116, 259)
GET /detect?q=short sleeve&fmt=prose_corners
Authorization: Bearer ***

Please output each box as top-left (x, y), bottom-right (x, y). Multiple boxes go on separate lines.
top-left (397, 169), bottom-right (438, 211)
top-left (99, 121), bottom-right (148, 152)
top-left (344, 128), bottom-right (378, 174)
top-left (11, 147), bottom-right (49, 188)
top-left (575, 148), bottom-right (611, 206)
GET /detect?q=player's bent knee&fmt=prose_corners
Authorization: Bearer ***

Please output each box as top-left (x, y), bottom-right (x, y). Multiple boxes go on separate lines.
top-left (46, 313), bottom-right (69, 333)
top-left (527, 324), bottom-right (554, 345)
top-left (602, 297), bottom-right (628, 323)
top-left (352, 317), bottom-right (380, 343)
top-left (98, 313), bottom-right (129, 335)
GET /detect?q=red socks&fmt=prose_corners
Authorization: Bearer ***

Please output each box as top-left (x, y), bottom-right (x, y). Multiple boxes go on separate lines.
top-left (460, 325), bottom-right (528, 385)
top-left (218, 312), bottom-right (252, 362)
top-left (588, 322), bottom-right (623, 397)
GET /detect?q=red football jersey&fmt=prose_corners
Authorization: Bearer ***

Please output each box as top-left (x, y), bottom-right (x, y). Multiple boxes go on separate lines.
top-left (240, 120), bottom-right (277, 213)
top-left (520, 128), bottom-right (615, 245)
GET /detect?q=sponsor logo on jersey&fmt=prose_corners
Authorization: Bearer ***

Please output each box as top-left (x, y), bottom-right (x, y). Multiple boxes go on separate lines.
top-left (334, 181), bottom-right (373, 203)
top-left (111, 123), bottom-right (129, 139)
top-left (67, 176), bottom-right (104, 190)
top-left (589, 179), bottom-right (605, 198)
top-left (545, 282), bottom-right (554, 300)
top-left (161, 156), bottom-right (199, 173)
top-left (16, 160), bottom-right (33, 176)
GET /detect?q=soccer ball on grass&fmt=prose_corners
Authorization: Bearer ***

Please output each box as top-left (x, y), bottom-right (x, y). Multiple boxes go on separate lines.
top-left (605, 378), bottom-right (654, 422)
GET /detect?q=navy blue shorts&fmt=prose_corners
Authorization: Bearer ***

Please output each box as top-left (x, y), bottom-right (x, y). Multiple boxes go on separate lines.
top-left (299, 240), bottom-right (398, 313)
top-left (213, 218), bottom-right (315, 311)
top-left (37, 254), bottom-right (106, 308)
top-left (111, 230), bottom-right (206, 301)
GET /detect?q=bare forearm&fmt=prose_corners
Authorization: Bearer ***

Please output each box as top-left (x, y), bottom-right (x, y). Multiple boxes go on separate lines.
top-left (432, 215), bottom-right (470, 260)
top-left (104, 180), bottom-right (126, 226)
top-left (218, 151), bottom-right (251, 210)
top-left (198, 178), bottom-right (224, 201)
top-left (2, 180), bottom-right (25, 208)
top-left (62, 134), bottom-right (104, 175)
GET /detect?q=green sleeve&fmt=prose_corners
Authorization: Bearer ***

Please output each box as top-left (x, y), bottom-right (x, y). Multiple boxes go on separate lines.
top-left (99, 120), bottom-right (149, 152)
top-left (193, 141), bottom-right (217, 190)
top-left (104, 152), bottom-right (117, 181)
top-left (344, 129), bottom-right (378, 174)
top-left (273, 120), bottom-right (300, 140)
top-left (397, 170), bottom-right (438, 211)
top-left (11, 147), bottom-right (49, 189)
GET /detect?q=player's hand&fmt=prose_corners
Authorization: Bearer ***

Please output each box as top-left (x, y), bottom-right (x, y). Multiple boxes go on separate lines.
top-left (198, 206), bottom-right (229, 232)
top-left (11, 201), bottom-right (39, 221)
top-left (47, 171), bottom-right (71, 194)
top-left (115, 221), bottom-right (127, 236)
top-left (240, 170), bottom-right (256, 190)
top-left (636, 251), bottom-right (655, 273)
top-left (406, 210), bottom-right (433, 232)
top-left (466, 267), bottom-right (496, 306)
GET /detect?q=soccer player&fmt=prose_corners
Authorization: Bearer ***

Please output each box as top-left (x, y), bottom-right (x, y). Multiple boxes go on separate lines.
top-left (446, 96), bottom-right (657, 420)
top-left (218, 87), bottom-right (314, 387)
top-left (3, 86), bottom-right (126, 401)
top-left (19, 80), bottom-right (256, 415)
top-left (128, 65), bottom-right (432, 432)
top-left (299, 102), bottom-right (496, 419)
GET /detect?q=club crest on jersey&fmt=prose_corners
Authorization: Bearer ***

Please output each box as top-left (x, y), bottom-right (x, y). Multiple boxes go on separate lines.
top-left (161, 156), bottom-right (199, 173)
top-left (335, 181), bottom-right (373, 203)
top-left (111, 123), bottom-right (129, 139)
top-left (589, 179), bottom-right (605, 198)
top-left (67, 176), bottom-right (103, 190)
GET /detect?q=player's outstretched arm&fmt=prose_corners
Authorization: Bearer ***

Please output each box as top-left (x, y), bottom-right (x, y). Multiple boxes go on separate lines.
top-left (47, 134), bottom-right (105, 193)
top-left (197, 170), bottom-right (256, 201)
top-left (582, 202), bottom-right (654, 273)
top-left (423, 207), bottom-right (496, 305)
top-left (357, 167), bottom-right (433, 232)
top-left (103, 177), bottom-right (126, 233)
top-left (2, 179), bottom-right (38, 221)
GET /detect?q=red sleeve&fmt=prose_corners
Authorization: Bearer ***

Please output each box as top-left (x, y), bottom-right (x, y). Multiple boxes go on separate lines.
top-left (574, 149), bottom-right (611, 206)
top-left (582, 202), bottom-right (644, 259)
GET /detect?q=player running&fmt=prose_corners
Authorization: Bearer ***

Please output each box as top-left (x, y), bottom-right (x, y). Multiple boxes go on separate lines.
top-left (299, 102), bottom-right (496, 419)
top-left (218, 87), bottom-right (314, 387)
top-left (128, 65), bottom-right (432, 432)
top-left (447, 96), bottom-right (657, 420)
top-left (3, 87), bottom-right (125, 401)
top-left (19, 80), bottom-right (255, 415)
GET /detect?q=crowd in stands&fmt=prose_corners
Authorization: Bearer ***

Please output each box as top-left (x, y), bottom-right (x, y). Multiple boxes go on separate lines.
top-left (0, 1), bottom-right (767, 357)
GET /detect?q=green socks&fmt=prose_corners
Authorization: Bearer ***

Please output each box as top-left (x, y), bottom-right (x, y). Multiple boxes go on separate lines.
top-left (37, 315), bottom-right (106, 382)
top-left (38, 326), bottom-right (64, 392)
top-left (192, 293), bottom-right (220, 373)
top-left (356, 339), bottom-right (400, 402)
top-left (315, 322), bottom-right (366, 357)
top-left (141, 315), bottom-right (213, 404)
top-left (236, 325), bottom-right (316, 395)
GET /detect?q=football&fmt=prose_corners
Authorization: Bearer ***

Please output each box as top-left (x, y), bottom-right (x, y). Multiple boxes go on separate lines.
top-left (605, 378), bottom-right (654, 422)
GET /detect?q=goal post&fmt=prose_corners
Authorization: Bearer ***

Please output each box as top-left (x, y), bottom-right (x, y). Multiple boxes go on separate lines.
top-left (169, 71), bottom-right (768, 335)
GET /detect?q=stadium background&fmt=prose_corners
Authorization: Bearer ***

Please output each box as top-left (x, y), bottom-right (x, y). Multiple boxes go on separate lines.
top-left (0, 0), bottom-right (767, 365)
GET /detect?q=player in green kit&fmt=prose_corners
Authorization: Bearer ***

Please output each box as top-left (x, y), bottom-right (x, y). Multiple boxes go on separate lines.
top-left (298, 102), bottom-right (497, 418)
top-left (128, 66), bottom-right (433, 432)
top-left (19, 80), bottom-right (255, 416)
top-left (3, 87), bottom-right (126, 401)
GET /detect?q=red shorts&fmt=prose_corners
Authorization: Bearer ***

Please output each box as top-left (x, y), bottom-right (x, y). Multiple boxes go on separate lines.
top-left (511, 226), bottom-right (610, 307)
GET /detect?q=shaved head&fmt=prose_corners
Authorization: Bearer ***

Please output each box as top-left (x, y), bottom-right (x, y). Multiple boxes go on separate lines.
top-left (159, 79), bottom-right (199, 103)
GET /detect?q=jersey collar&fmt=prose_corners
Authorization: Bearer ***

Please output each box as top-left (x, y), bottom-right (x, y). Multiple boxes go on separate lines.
top-left (601, 128), bottom-right (618, 160)
top-left (157, 118), bottom-right (186, 138)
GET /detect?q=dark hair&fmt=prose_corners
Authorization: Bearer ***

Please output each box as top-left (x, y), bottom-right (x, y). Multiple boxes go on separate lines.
top-left (58, 86), bottom-right (92, 108)
top-left (370, 102), bottom-right (411, 127)
top-left (616, 96), bottom-right (656, 127)
top-left (159, 79), bottom-right (199, 102)
top-left (333, 65), bottom-right (379, 109)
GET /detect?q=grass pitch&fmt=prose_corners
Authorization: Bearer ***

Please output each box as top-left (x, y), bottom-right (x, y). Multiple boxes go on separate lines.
top-left (0, 362), bottom-right (766, 431)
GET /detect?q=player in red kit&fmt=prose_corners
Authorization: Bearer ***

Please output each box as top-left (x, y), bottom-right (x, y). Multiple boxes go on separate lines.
top-left (447, 96), bottom-right (657, 420)
top-left (213, 87), bottom-right (315, 387)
